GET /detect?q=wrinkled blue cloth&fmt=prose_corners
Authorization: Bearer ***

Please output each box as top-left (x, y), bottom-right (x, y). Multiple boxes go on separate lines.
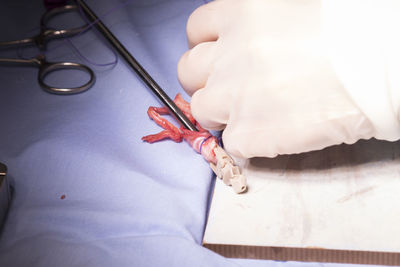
top-left (0, 1), bottom-right (382, 267)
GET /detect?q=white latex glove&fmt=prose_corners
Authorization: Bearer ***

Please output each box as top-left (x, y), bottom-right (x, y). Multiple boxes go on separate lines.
top-left (178, 0), bottom-right (400, 158)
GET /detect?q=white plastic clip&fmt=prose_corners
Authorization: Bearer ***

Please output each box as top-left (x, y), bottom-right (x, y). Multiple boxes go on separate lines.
top-left (210, 146), bottom-right (247, 194)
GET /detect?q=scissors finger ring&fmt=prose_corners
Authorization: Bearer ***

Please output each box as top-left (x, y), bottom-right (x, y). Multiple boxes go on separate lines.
top-left (38, 61), bottom-right (95, 95)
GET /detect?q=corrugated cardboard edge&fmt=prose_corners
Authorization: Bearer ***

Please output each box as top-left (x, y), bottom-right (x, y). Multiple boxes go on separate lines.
top-left (203, 243), bottom-right (400, 266)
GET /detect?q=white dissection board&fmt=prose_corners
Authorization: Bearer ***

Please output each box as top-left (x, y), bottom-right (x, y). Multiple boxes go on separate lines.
top-left (204, 139), bottom-right (400, 256)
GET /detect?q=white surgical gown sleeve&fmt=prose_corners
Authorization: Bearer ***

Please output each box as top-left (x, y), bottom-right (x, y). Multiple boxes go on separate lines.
top-left (322, 0), bottom-right (400, 141)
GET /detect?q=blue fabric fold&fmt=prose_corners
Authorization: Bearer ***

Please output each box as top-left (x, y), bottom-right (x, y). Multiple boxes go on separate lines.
top-left (0, 1), bottom-right (375, 267)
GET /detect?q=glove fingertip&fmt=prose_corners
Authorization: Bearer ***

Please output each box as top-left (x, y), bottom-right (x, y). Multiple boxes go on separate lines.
top-left (191, 90), bottom-right (226, 131)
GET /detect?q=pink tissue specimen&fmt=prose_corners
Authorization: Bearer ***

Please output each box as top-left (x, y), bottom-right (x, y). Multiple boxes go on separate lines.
top-left (142, 94), bottom-right (218, 164)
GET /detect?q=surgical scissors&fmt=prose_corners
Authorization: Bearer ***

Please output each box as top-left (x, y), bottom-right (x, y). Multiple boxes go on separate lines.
top-left (0, 4), bottom-right (95, 95)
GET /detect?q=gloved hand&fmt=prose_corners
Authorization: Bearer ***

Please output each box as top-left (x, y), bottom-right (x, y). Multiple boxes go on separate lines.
top-left (178, 0), bottom-right (400, 158)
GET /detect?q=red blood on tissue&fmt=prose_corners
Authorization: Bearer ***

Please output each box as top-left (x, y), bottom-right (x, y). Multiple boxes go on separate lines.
top-left (142, 94), bottom-right (218, 164)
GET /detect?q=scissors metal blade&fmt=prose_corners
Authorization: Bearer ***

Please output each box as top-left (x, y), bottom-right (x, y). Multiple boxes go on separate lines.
top-left (0, 57), bottom-right (40, 66)
top-left (0, 5), bottom-right (88, 50)
top-left (0, 38), bottom-right (35, 47)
